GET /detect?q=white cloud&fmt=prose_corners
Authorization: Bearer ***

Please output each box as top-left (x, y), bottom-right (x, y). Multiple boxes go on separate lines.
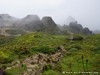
top-left (0, 0), bottom-right (100, 30)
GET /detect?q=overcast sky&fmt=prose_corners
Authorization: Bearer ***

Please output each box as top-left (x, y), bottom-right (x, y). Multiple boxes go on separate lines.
top-left (0, 0), bottom-right (100, 30)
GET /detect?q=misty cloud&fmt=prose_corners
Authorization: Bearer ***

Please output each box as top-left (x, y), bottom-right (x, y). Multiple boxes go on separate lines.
top-left (0, 0), bottom-right (100, 30)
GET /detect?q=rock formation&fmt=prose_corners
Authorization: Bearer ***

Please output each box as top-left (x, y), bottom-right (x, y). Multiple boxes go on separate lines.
top-left (42, 16), bottom-right (59, 34)
top-left (0, 14), bottom-right (92, 35)
top-left (5, 46), bottom-right (67, 75)
top-left (14, 15), bottom-right (44, 31)
top-left (62, 21), bottom-right (92, 35)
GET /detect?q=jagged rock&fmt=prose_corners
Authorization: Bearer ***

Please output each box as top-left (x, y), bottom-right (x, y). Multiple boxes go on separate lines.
top-left (5, 46), bottom-right (67, 75)
top-left (6, 67), bottom-right (12, 70)
top-left (27, 64), bottom-right (39, 70)
top-left (57, 45), bottom-right (66, 53)
top-left (42, 16), bottom-right (59, 34)
top-left (50, 52), bottom-right (62, 63)
top-left (81, 27), bottom-right (92, 35)
top-left (42, 17), bottom-right (57, 27)
top-left (27, 68), bottom-right (32, 72)
top-left (62, 21), bottom-right (92, 35)
top-left (69, 22), bottom-right (83, 33)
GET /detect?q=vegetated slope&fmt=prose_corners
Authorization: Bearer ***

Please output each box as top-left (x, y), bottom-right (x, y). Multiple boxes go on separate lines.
top-left (0, 32), bottom-right (66, 64)
top-left (0, 33), bottom-right (99, 75)
top-left (42, 34), bottom-right (100, 75)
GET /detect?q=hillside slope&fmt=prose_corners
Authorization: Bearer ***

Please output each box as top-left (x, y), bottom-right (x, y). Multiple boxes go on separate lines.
top-left (0, 33), bottom-right (99, 75)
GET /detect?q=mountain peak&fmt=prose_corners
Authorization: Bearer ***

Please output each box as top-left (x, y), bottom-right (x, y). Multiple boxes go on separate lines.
top-left (23, 15), bottom-right (40, 21)
top-left (42, 16), bottom-right (56, 25)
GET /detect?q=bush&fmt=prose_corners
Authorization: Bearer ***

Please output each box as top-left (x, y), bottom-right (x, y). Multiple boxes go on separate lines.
top-left (69, 48), bottom-right (78, 51)
top-left (92, 46), bottom-right (100, 54)
top-left (71, 34), bottom-right (84, 41)
top-left (0, 51), bottom-right (10, 63)
top-left (42, 70), bottom-right (60, 75)
top-left (44, 64), bottom-right (52, 70)
top-left (34, 34), bottom-right (42, 38)
top-left (6, 65), bottom-right (27, 75)
top-left (32, 46), bottom-right (56, 54)
top-left (67, 44), bottom-right (81, 51)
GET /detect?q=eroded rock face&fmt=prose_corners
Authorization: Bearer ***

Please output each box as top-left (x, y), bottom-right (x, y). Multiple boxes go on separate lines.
top-left (22, 52), bottom-right (63, 75)
top-left (42, 17), bottom-right (57, 27)
top-left (63, 21), bottom-right (92, 35)
top-left (69, 22), bottom-right (83, 33)
top-left (42, 16), bottom-right (59, 34)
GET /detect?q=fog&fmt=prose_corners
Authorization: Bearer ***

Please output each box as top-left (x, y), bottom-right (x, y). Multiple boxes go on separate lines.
top-left (0, 0), bottom-right (100, 30)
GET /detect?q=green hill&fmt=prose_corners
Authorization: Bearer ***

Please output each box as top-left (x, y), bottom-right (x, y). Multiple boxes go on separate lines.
top-left (0, 33), bottom-right (100, 75)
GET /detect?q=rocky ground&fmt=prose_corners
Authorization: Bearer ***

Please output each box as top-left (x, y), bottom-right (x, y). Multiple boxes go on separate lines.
top-left (5, 46), bottom-right (67, 75)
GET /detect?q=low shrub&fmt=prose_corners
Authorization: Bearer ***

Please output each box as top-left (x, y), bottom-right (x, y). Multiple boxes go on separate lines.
top-left (32, 46), bottom-right (56, 54)
top-left (43, 64), bottom-right (52, 70)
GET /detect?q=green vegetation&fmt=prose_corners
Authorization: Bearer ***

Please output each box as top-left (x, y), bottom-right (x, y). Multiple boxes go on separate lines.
top-left (42, 34), bottom-right (100, 75)
top-left (0, 35), bottom-right (14, 45)
top-left (6, 64), bottom-right (27, 75)
top-left (0, 32), bottom-right (66, 64)
top-left (32, 46), bottom-right (56, 54)
top-left (42, 70), bottom-right (61, 75)
top-left (0, 32), bottom-right (100, 75)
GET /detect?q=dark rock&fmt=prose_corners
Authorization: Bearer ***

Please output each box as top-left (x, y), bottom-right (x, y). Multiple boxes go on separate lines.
top-left (42, 16), bottom-right (59, 34)
top-left (68, 35), bottom-right (83, 41)
top-left (14, 15), bottom-right (45, 31)
top-left (81, 27), bottom-right (92, 35)
top-left (69, 22), bottom-right (83, 33)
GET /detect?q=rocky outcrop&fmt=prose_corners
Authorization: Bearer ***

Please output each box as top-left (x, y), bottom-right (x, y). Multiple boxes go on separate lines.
top-left (21, 46), bottom-right (66, 75)
top-left (81, 27), bottom-right (92, 35)
top-left (14, 15), bottom-right (45, 31)
top-left (69, 22), bottom-right (83, 33)
top-left (0, 14), bottom-right (92, 35)
top-left (42, 16), bottom-right (59, 34)
top-left (5, 46), bottom-right (67, 75)
top-left (62, 21), bottom-right (92, 35)
top-left (0, 14), bottom-right (60, 35)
